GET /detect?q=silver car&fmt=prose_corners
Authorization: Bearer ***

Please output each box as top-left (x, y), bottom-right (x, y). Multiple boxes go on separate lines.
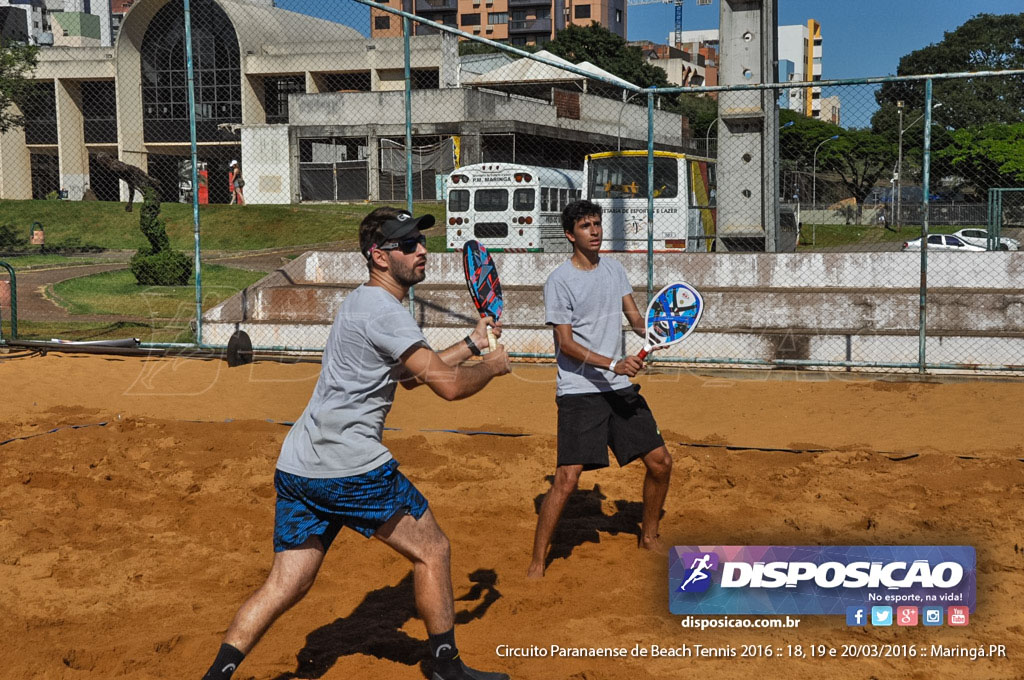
top-left (952, 228), bottom-right (1020, 251)
top-left (901, 234), bottom-right (985, 252)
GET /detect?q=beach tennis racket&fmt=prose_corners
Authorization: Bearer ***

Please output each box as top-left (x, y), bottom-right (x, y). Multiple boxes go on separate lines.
top-left (462, 240), bottom-right (503, 352)
top-left (637, 282), bottom-right (703, 360)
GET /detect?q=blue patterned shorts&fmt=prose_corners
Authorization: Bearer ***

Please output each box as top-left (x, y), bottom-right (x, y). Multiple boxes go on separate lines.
top-left (273, 459), bottom-right (429, 552)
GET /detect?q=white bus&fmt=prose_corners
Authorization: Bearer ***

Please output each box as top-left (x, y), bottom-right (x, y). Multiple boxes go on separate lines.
top-left (584, 150), bottom-right (717, 252)
top-left (445, 163), bottom-right (584, 252)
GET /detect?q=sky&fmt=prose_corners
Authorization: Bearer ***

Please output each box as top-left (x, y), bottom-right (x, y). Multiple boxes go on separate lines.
top-left (627, 0), bottom-right (1024, 80)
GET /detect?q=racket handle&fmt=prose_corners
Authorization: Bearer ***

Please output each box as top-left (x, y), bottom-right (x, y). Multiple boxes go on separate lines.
top-left (637, 346), bottom-right (651, 361)
top-left (487, 327), bottom-right (497, 352)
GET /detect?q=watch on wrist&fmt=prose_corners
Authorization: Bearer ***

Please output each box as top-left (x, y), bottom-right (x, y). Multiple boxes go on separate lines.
top-left (464, 335), bottom-right (482, 356)
top-left (608, 358), bottom-right (618, 373)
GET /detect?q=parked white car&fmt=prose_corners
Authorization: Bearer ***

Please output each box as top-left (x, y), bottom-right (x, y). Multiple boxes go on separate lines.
top-left (952, 228), bottom-right (1020, 251)
top-left (901, 234), bottom-right (985, 252)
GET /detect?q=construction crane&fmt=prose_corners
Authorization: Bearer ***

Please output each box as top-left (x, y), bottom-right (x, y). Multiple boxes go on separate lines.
top-left (627, 0), bottom-right (710, 49)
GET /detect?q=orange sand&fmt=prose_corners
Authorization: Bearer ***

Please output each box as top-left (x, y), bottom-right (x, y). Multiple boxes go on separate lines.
top-left (1, 353), bottom-right (1022, 679)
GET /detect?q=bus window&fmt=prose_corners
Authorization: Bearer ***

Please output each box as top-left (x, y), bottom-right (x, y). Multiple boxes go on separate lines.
top-left (474, 189), bottom-right (508, 212)
top-left (588, 156), bottom-right (678, 199)
top-left (541, 187), bottom-right (550, 212)
top-left (558, 188), bottom-right (568, 209)
top-left (449, 189), bottom-right (469, 212)
top-left (575, 189), bottom-right (582, 200)
top-left (513, 188), bottom-right (535, 211)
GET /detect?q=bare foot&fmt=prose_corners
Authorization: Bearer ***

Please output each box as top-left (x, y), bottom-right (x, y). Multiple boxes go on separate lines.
top-left (526, 563), bottom-right (545, 579)
top-left (639, 534), bottom-right (666, 552)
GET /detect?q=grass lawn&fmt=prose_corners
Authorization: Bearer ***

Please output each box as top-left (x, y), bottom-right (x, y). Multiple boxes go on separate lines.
top-left (796, 223), bottom-right (968, 250)
top-left (0, 254), bottom-right (111, 270)
top-left (50, 265), bottom-right (266, 319)
top-left (0, 199), bottom-right (446, 253)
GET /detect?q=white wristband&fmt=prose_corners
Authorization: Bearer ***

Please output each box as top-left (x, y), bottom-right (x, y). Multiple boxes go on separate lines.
top-left (608, 358), bottom-right (618, 373)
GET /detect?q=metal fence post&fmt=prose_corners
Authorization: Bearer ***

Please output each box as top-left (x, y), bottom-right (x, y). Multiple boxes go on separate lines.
top-left (646, 91), bottom-right (655, 301)
top-left (918, 79), bottom-right (934, 374)
top-left (0, 261), bottom-right (16, 340)
top-left (404, 15), bottom-right (416, 319)
top-left (184, 0), bottom-right (203, 346)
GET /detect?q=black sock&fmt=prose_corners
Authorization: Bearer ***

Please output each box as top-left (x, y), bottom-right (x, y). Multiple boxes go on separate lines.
top-left (202, 643), bottom-right (245, 680)
top-left (429, 629), bottom-right (462, 678)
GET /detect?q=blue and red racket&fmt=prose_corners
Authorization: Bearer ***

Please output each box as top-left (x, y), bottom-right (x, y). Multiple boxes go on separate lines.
top-left (637, 282), bottom-right (703, 360)
top-left (462, 240), bottom-right (503, 351)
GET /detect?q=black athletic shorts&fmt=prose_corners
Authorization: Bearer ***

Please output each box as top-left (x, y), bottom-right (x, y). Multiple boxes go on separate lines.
top-left (556, 384), bottom-right (665, 470)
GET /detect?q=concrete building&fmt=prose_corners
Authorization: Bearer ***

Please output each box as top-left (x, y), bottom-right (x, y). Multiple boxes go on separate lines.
top-left (374, 0), bottom-right (627, 45)
top-left (675, 19), bottom-right (820, 117)
top-left (1, 0), bottom-right (683, 205)
top-left (631, 40), bottom-right (705, 87)
top-left (0, 0), bottom-right (113, 47)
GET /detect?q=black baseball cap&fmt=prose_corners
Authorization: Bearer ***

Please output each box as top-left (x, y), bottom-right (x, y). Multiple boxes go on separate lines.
top-left (361, 211), bottom-right (435, 258)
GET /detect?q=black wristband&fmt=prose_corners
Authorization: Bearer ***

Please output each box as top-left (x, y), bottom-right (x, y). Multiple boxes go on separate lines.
top-left (464, 335), bottom-right (482, 356)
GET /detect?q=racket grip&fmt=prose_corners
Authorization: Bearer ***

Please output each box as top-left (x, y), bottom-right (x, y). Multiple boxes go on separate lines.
top-left (637, 347), bottom-right (650, 361)
top-left (487, 327), bottom-right (497, 352)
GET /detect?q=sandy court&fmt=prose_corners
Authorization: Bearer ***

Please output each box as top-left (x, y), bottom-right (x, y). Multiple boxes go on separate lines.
top-left (2, 353), bottom-right (1023, 679)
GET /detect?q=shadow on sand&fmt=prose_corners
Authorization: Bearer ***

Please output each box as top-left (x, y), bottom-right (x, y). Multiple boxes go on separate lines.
top-left (273, 568), bottom-right (501, 679)
top-left (533, 479), bottom-right (643, 569)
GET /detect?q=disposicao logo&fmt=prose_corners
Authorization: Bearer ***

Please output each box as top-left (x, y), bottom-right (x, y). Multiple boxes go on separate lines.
top-left (678, 552), bottom-right (720, 593)
top-left (668, 546), bottom-right (975, 616)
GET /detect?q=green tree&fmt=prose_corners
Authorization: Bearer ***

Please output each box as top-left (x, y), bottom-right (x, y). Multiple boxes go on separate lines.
top-left (938, 123), bottom-right (1024, 190)
top-left (0, 40), bottom-right (39, 134)
top-left (874, 13), bottom-right (1024, 130)
top-left (545, 22), bottom-right (669, 89)
top-left (780, 111), bottom-right (894, 214)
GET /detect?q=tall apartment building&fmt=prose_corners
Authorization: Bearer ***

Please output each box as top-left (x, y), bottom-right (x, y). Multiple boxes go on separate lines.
top-left (371, 0), bottom-right (626, 46)
top-left (675, 19), bottom-right (824, 119)
top-left (0, 0), bottom-right (114, 47)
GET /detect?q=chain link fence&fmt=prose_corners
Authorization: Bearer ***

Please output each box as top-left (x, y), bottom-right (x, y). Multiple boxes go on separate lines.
top-left (1, 0), bottom-right (1023, 372)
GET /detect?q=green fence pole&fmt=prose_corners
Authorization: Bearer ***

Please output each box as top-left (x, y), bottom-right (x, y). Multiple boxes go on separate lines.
top-left (184, 0), bottom-right (202, 346)
top-left (0, 261), bottom-right (16, 341)
top-left (918, 79), bottom-right (933, 375)
top-left (404, 15), bottom-right (416, 320)
top-left (646, 91), bottom-right (655, 301)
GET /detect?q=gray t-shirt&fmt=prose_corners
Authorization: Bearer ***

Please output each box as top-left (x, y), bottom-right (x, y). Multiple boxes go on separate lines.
top-left (544, 257), bottom-right (634, 396)
top-left (276, 285), bottom-right (428, 478)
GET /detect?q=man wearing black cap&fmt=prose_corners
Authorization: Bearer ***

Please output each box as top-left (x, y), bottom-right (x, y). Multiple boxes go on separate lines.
top-left (202, 207), bottom-right (512, 680)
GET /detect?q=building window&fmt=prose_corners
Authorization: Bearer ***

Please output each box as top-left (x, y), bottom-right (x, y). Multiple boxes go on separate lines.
top-left (616, 9), bottom-right (622, 23)
top-left (22, 81), bottom-right (57, 146)
top-left (461, 13), bottom-right (481, 25)
top-left (375, 15), bottom-right (390, 30)
top-left (574, 5), bottom-right (590, 19)
top-left (323, 72), bottom-right (372, 92)
top-left (489, 12), bottom-right (507, 24)
top-left (140, 0), bottom-right (241, 144)
top-left (82, 81), bottom-right (117, 144)
top-left (264, 76), bottom-right (304, 124)
top-left (412, 68), bottom-right (440, 90)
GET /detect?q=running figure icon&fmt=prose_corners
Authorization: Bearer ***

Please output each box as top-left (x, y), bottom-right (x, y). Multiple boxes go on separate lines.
top-left (680, 553), bottom-right (713, 591)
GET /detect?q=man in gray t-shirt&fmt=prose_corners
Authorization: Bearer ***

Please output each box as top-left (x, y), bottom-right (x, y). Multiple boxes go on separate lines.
top-left (528, 200), bottom-right (673, 579)
top-left (202, 208), bottom-right (512, 680)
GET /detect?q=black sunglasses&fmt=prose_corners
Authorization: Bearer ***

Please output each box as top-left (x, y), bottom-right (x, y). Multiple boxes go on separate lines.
top-left (378, 234), bottom-right (426, 255)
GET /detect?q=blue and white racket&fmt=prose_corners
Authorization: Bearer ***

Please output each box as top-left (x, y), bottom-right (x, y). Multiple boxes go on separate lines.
top-left (637, 282), bottom-right (703, 360)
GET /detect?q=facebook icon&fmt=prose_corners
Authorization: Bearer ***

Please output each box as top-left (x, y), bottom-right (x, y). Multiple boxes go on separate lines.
top-left (846, 606), bottom-right (867, 627)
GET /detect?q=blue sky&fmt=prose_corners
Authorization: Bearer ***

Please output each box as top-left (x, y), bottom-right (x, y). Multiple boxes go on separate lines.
top-left (627, 0), bottom-right (1024, 80)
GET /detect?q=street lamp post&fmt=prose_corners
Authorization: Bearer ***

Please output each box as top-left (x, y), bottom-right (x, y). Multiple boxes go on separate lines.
top-left (616, 91), bottom-right (642, 151)
top-left (812, 134), bottom-right (839, 207)
top-left (704, 117), bottom-right (718, 158)
top-left (896, 101), bottom-right (942, 231)
top-left (811, 134), bottom-right (839, 245)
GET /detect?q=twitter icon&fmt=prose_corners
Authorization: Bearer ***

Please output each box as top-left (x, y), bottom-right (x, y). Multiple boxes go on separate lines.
top-left (871, 606), bottom-right (893, 627)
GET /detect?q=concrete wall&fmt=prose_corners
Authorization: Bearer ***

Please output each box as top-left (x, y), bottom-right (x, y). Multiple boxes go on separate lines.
top-left (203, 250), bottom-right (1024, 367)
top-left (289, 88), bottom-right (683, 149)
top-left (240, 125), bottom-right (291, 204)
